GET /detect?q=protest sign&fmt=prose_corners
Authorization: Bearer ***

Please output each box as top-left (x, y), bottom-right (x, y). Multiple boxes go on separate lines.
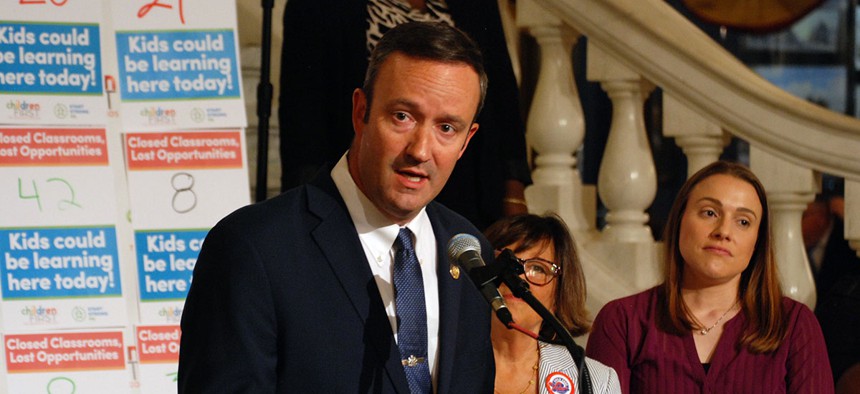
top-left (124, 130), bottom-right (248, 323)
top-left (0, 0), bottom-right (107, 125)
top-left (111, 1), bottom-right (245, 130)
top-left (0, 126), bottom-right (127, 330)
top-left (134, 325), bottom-right (180, 393)
top-left (3, 330), bottom-right (130, 393)
top-left (0, 0), bottom-right (252, 390)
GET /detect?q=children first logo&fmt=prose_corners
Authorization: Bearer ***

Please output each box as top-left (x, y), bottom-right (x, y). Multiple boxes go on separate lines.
top-left (20, 305), bottom-right (58, 325)
top-left (157, 306), bottom-right (182, 323)
top-left (6, 100), bottom-right (41, 119)
top-left (140, 106), bottom-right (176, 125)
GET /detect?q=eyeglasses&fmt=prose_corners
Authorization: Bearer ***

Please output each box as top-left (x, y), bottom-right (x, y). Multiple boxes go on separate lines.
top-left (515, 257), bottom-right (561, 286)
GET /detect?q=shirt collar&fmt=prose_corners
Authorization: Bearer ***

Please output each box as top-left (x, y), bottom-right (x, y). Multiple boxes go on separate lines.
top-left (331, 152), bottom-right (430, 252)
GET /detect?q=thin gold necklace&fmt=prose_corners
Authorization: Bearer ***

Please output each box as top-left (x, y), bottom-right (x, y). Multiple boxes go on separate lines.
top-left (698, 300), bottom-right (739, 335)
top-left (495, 343), bottom-right (540, 394)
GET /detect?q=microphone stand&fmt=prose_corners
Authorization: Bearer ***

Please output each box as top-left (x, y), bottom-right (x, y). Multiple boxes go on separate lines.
top-left (493, 249), bottom-right (594, 394)
top-left (254, 0), bottom-right (275, 202)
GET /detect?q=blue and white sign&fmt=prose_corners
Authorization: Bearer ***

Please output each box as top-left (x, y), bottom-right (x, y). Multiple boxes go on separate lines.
top-left (0, 0), bottom-right (107, 125)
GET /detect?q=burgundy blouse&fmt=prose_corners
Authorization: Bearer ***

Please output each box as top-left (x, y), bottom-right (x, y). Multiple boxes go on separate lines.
top-left (586, 286), bottom-right (834, 394)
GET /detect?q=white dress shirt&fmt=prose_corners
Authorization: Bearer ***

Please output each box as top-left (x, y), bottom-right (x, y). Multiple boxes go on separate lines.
top-left (331, 153), bottom-right (441, 383)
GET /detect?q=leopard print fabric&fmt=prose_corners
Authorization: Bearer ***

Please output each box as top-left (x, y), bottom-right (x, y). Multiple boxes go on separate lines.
top-left (365, 0), bottom-right (455, 58)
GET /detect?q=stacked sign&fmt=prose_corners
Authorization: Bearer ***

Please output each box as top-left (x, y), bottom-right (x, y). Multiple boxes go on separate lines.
top-left (0, 0), bottom-right (249, 392)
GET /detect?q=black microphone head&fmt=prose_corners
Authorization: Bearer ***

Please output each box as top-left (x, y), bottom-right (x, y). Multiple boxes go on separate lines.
top-left (446, 233), bottom-right (481, 263)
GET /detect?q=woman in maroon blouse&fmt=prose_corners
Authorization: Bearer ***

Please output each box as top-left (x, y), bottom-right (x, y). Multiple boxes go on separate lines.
top-left (586, 161), bottom-right (834, 393)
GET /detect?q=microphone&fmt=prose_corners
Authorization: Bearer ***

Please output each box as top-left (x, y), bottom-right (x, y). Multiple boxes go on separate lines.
top-left (447, 233), bottom-right (514, 326)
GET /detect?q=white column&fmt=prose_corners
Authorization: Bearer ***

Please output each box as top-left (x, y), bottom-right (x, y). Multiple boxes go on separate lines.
top-left (846, 180), bottom-right (860, 258)
top-left (519, 0), bottom-right (593, 230)
top-left (589, 45), bottom-right (656, 242)
top-left (751, 147), bottom-right (817, 309)
top-left (662, 93), bottom-right (728, 177)
top-left (526, 26), bottom-right (582, 187)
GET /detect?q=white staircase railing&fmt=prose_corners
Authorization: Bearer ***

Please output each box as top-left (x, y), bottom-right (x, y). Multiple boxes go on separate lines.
top-left (518, 0), bottom-right (860, 313)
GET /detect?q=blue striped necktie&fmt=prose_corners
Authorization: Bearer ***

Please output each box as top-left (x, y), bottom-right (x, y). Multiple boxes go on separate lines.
top-left (393, 228), bottom-right (431, 393)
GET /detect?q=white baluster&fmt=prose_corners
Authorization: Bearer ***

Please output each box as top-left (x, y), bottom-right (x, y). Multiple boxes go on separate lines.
top-left (846, 180), bottom-right (860, 258)
top-left (751, 147), bottom-right (817, 309)
top-left (589, 45), bottom-right (656, 242)
top-left (662, 93), bottom-right (728, 176)
top-left (527, 26), bottom-right (581, 187)
top-left (519, 0), bottom-right (593, 230)
top-left (497, 0), bottom-right (521, 85)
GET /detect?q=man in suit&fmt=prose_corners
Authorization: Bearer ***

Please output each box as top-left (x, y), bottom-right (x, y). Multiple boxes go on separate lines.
top-left (278, 0), bottom-right (532, 231)
top-left (178, 22), bottom-right (495, 393)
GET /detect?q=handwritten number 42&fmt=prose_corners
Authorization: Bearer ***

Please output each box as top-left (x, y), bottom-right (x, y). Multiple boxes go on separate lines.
top-left (18, 177), bottom-right (82, 212)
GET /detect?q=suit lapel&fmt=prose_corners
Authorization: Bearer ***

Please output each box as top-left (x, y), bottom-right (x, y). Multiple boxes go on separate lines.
top-left (428, 204), bottom-right (463, 394)
top-left (306, 175), bottom-right (411, 393)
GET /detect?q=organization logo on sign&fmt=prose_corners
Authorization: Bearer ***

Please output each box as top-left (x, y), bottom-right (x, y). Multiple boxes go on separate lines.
top-left (72, 306), bottom-right (87, 322)
top-left (54, 103), bottom-right (69, 119)
top-left (158, 306), bottom-right (183, 323)
top-left (7, 100), bottom-right (41, 119)
top-left (140, 106), bottom-right (177, 125)
top-left (20, 305), bottom-right (58, 325)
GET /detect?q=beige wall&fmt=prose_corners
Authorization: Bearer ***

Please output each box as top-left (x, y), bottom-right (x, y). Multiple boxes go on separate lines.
top-left (235, 1), bottom-right (286, 104)
top-left (235, 1), bottom-right (287, 196)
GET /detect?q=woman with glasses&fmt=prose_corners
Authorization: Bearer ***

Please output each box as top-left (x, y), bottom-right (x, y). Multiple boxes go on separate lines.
top-left (484, 213), bottom-right (621, 394)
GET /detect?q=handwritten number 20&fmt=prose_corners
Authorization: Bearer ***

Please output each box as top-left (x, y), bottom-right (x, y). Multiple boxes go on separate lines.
top-left (18, 0), bottom-right (69, 6)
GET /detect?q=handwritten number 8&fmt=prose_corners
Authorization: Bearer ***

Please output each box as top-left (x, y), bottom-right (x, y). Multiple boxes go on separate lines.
top-left (171, 172), bottom-right (197, 214)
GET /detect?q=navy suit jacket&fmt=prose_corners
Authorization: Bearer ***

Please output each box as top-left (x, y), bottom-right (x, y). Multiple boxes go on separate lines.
top-left (178, 170), bottom-right (495, 393)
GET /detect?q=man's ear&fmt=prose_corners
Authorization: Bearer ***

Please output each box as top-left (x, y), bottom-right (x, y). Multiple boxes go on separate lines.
top-left (352, 88), bottom-right (367, 136)
top-left (458, 123), bottom-right (479, 159)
